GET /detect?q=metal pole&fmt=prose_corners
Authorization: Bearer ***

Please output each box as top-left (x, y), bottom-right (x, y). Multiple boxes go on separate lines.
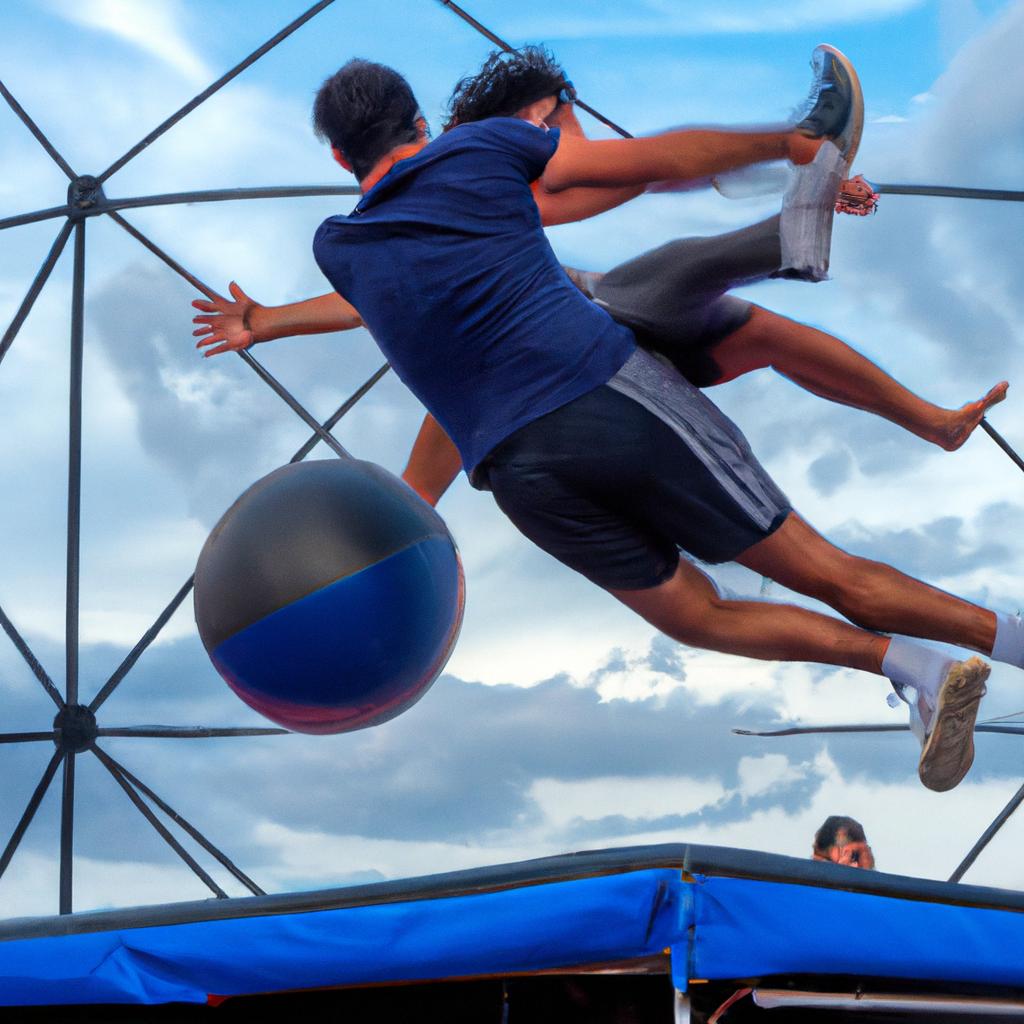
top-left (435, 0), bottom-right (632, 138)
top-left (0, 205), bottom-right (70, 233)
top-left (0, 79), bottom-right (76, 180)
top-left (99, 184), bottom-right (361, 214)
top-left (0, 732), bottom-right (57, 744)
top-left (238, 350), bottom-right (351, 459)
top-left (0, 603), bottom-right (64, 708)
top-left (97, 0), bottom-right (338, 183)
top-left (108, 212), bottom-right (351, 458)
top-left (0, 751), bottom-right (63, 883)
top-left (0, 220), bottom-right (74, 368)
top-left (99, 751), bottom-right (265, 895)
top-left (58, 752), bottom-right (75, 914)
top-left (875, 183), bottom-right (1024, 203)
top-left (89, 576), bottom-right (194, 714)
top-left (66, 222), bottom-right (85, 707)
top-left (949, 780), bottom-right (1024, 883)
top-left (290, 364), bottom-right (391, 463)
top-left (97, 726), bottom-right (288, 739)
top-left (980, 419), bottom-right (1024, 476)
top-left (93, 747), bottom-right (227, 898)
top-left (734, 722), bottom-right (1024, 737)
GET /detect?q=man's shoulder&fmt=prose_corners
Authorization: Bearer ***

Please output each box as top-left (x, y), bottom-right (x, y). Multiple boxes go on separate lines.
top-left (312, 215), bottom-right (352, 267)
top-left (446, 117), bottom-right (557, 151)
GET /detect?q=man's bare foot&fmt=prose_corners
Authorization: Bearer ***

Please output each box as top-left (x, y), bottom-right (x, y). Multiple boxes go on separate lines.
top-left (933, 381), bottom-right (1009, 451)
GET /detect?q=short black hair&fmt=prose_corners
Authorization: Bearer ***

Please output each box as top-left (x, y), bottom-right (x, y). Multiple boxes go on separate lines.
top-left (313, 59), bottom-right (421, 180)
top-left (814, 815), bottom-right (866, 853)
top-left (445, 46), bottom-right (567, 130)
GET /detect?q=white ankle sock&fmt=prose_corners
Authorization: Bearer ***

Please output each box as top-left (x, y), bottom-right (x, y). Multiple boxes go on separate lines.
top-left (991, 611), bottom-right (1024, 669)
top-left (779, 140), bottom-right (845, 282)
top-left (881, 636), bottom-right (953, 699)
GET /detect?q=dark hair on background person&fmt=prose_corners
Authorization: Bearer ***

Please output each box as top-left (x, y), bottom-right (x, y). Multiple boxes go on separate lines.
top-left (445, 45), bottom-right (568, 130)
top-left (814, 815), bottom-right (867, 854)
top-left (313, 59), bottom-right (422, 180)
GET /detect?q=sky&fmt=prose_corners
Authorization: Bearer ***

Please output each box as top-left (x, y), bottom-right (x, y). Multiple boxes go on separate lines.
top-left (0, 0), bottom-right (1023, 918)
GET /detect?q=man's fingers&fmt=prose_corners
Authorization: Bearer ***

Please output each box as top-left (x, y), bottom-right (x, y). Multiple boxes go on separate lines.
top-left (203, 341), bottom-right (239, 358)
top-left (195, 331), bottom-right (227, 347)
top-left (228, 281), bottom-right (252, 303)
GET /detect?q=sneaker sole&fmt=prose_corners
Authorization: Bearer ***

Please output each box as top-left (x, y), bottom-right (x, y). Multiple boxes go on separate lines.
top-left (815, 44), bottom-right (864, 167)
top-left (918, 657), bottom-right (989, 792)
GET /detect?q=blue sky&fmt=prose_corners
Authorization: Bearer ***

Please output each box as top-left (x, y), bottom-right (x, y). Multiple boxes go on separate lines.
top-left (1, 0), bottom-right (1023, 917)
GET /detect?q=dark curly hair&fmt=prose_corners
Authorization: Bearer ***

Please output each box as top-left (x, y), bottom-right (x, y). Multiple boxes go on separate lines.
top-left (313, 59), bottom-right (422, 180)
top-left (444, 46), bottom-right (568, 130)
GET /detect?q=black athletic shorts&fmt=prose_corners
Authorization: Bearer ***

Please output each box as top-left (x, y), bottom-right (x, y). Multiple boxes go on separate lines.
top-left (476, 349), bottom-right (791, 591)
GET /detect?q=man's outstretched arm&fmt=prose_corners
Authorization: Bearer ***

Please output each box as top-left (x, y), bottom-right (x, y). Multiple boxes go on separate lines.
top-left (542, 128), bottom-right (822, 193)
top-left (193, 283), bottom-right (362, 356)
top-left (402, 414), bottom-right (462, 506)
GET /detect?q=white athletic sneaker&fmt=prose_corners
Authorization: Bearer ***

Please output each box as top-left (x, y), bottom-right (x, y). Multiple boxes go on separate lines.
top-left (777, 44), bottom-right (865, 281)
top-left (916, 657), bottom-right (989, 792)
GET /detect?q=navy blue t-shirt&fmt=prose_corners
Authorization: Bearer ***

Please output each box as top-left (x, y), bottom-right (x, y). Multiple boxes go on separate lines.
top-left (313, 117), bottom-right (636, 475)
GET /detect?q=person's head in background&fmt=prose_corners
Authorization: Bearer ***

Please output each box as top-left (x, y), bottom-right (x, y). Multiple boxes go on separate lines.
top-left (813, 815), bottom-right (875, 869)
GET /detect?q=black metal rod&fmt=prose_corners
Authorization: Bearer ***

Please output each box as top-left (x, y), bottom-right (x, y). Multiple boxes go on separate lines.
top-left (97, 0), bottom-right (338, 184)
top-left (107, 211), bottom-right (211, 296)
top-left (436, 0), bottom-right (632, 138)
top-left (58, 751), bottom-right (75, 914)
top-left (875, 183), bottom-right (1024, 203)
top-left (97, 726), bottom-right (289, 738)
top-left (949, 780), bottom-right (1024, 883)
top-left (93, 747), bottom-right (227, 898)
top-left (0, 603), bottom-right (64, 708)
top-left (734, 723), bottom-right (909, 737)
top-left (65, 222), bottom-right (85, 707)
top-left (0, 732), bottom-right (56, 744)
top-left (734, 722), bottom-right (1024, 737)
top-left (99, 751), bottom-right (264, 895)
top-left (89, 576), bottom-right (195, 714)
top-left (108, 212), bottom-right (351, 458)
top-left (290, 364), bottom-right (391, 463)
top-left (0, 219), bottom-right (74, 370)
top-left (100, 184), bottom-right (361, 214)
top-left (0, 79), bottom-right (76, 180)
top-left (0, 750), bottom-right (63, 883)
top-left (238, 349), bottom-right (351, 459)
top-left (0, 205), bottom-right (70, 233)
top-left (981, 419), bottom-right (1024, 475)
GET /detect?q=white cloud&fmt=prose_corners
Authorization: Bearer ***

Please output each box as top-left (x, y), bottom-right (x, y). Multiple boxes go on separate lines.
top-left (48, 0), bottom-right (209, 84)
top-left (499, 0), bottom-right (925, 39)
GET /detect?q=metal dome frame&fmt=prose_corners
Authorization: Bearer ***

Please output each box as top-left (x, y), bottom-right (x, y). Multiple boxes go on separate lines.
top-left (1, 0), bottom-right (1023, 917)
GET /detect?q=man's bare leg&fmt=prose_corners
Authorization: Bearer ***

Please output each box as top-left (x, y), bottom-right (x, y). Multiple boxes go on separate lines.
top-left (609, 512), bottom-right (995, 665)
top-left (610, 554), bottom-right (888, 672)
top-left (737, 513), bottom-right (997, 652)
top-left (708, 306), bottom-right (1008, 451)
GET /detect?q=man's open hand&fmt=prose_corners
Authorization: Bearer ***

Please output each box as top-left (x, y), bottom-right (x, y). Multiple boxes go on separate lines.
top-left (192, 282), bottom-right (260, 357)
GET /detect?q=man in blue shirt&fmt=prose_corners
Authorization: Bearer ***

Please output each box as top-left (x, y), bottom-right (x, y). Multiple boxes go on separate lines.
top-left (194, 48), bottom-right (1005, 501)
top-left (205, 58), bottom-right (1024, 792)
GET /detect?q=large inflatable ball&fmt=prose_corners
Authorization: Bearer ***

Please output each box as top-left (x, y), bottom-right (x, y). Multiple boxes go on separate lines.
top-left (194, 460), bottom-right (464, 734)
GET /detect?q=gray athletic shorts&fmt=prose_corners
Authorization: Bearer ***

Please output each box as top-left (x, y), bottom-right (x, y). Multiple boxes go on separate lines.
top-left (565, 216), bottom-right (783, 387)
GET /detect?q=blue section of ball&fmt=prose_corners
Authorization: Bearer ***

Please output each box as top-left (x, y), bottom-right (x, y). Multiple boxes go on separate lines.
top-left (209, 534), bottom-right (463, 734)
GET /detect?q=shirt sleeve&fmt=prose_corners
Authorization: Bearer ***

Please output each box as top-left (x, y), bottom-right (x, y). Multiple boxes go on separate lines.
top-left (467, 118), bottom-right (560, 182)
